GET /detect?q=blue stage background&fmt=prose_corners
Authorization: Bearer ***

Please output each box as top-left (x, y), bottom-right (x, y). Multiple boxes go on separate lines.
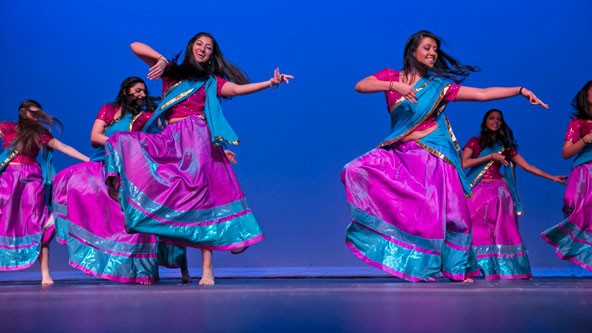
top-left (1, 0), bottom-right (591, 276)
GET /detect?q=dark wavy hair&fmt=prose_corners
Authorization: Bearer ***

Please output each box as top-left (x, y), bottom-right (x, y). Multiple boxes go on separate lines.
top-left (402, 30), bottom-right (479, 84)
top-left (164, 32), bottom-right (249, 87)
top-left (113, 76), bottom-right (157, 119)
top-left (571, 80), bottom-right (592, 120)
top-left (12, 99), bottom-right (62, 154)
top-left (479, 109), bottom-right (517, 151)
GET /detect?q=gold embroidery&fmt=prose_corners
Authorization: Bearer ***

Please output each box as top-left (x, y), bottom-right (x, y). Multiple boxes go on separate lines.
top-left (159, 88), bottom-right (195, 111)
top-left (0, 149), bottom-right (19, 170)
top-left (380, 82), bottom-right (451, 148)
top-left (129, 111), bottom-right (144, 131)
top-left (469, 147), bottom-right (506, 188)
top-left (162, 81), bottom-right (183, 98)
top-left (214, 136), bottom-right (240, 145)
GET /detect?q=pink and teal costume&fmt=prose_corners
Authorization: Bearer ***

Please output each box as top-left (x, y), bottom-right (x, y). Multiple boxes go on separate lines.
top-left (104, 76), bottom-right (263, 251)
top-left (464, 138), bottom-right (531, 279)
top-left (542, 118), bottom-right (592, 271)
top-left (342, 69), bottom-right (479, 282)
top-left (52, 105), bottom-right (163, 283)
top-left (0, 122), bottom-right (55, 271)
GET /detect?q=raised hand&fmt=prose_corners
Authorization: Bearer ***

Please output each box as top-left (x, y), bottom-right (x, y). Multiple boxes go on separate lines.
top-left (269, 67), bottom-right (294, 87)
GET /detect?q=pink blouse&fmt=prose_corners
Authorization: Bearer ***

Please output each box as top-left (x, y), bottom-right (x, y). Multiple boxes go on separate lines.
top-left (464, 137), bottom-right (518, 180)
top-left (564, 118), bottom-right (592, 143)
top-left (162, 76), bottom-right (228, 120)
top-left (372, 68), bottom-right (460, 132)
top-left (96, 103), bottom-right (152, 132)
top-left (0, 121), bottom-right (53, 164)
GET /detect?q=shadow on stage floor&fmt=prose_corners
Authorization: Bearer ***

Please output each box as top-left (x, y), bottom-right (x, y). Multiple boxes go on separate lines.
top-left (2, 276), bottom-right (592, 332)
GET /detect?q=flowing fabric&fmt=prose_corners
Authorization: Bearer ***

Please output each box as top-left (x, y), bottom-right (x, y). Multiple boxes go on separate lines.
top-left (343, 77), bottom-right (478, 282)
top-left (0, 163), bottom-right (55, 270)
top-left (52, 112), bottom-right (160, 283)
top-left (542, 146), bottom-right (592, 271)
top-left (466, 143), bottom-right (531, 279)
top-left (104, 78), bottom-right (263, 250)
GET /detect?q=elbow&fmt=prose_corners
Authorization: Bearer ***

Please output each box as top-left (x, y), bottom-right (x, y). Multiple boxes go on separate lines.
top-left (354, 82), bottom-right (367, 93)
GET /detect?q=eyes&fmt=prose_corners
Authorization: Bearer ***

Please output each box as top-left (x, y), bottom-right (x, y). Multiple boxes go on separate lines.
top-left (130, 88), bottom-right (146, 95)
top-left (195, 41), bottom-right (213, 51)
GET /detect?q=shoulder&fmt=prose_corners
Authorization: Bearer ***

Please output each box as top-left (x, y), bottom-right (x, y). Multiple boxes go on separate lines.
top-left (0, 121), bottom-right (16, 131)
top-left (372, 68), bottom-right (399, 81)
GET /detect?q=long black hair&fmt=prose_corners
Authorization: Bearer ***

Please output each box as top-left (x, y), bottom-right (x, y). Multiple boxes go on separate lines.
top-left (402, 30), bottom-right (479, 84)
top-left (571, 80), bottom-right (592, 120)
top-left (479, 108), bottom-right (517, 151)
top-left (13, 99), bottom-right (62, 154)
top-left (113, 76), bottom-right (157, 119)
top-left (164, 32), bottom-right (249, 86)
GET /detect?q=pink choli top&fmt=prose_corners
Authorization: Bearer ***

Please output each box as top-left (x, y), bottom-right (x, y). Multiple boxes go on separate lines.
top-left (162, 76), bottom-right (228, 120)
top-left (564, 117), bottom-right (592, 143)
top-left (464, 136), bottom-right (518, 180)
top-left (0, 121), bottom-right (53, 164)
top-left (96, 103), bottom-right (152, 132)
top-left (372, 68), bottom-right (461, 132)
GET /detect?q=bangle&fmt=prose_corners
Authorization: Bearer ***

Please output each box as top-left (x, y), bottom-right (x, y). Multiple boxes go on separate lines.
top-left (389, 80), bottom-right (394, 91)
top-left (157, 55), bottom-right (168, 64)
top-left (518, 86), bottom-right (524, 96)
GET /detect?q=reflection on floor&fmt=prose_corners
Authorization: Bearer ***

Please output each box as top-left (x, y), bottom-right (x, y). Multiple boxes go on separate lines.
top-left (2, 276), bottom-right (592, 332)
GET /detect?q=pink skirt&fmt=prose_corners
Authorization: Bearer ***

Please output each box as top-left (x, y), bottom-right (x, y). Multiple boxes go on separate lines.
top-left (542, 161), bottom-right (592, 271)
top-left (342, 141), bottom-right (479, 282)
top-left (469, 179), bottom-right (531, 279)
top-left (0, 163), bottom-right (54, 270)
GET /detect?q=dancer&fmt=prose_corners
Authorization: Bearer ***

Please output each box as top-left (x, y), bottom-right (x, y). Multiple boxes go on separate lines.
top-left (342, 30), bottom-right (548, 282)
top-left (0, 100), bottom-right (89, 285)
top-left (52, 77), bottom-right (175, 284)
top-left (463, 109), bottom-right (566, 280)
top-left (542, 80), bottom-right (592, 271)
top-left (105, 32), bottom-right (293, 285)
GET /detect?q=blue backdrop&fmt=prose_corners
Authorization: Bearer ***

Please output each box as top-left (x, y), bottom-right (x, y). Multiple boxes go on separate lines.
top-left (1, 0), bottom-right (591, 275)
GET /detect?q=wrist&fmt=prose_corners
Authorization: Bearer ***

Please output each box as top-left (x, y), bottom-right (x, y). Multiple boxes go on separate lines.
top-left (518, 86), bottom-right (524, 96)
top-left (157, 55), bottom-right (168, 64)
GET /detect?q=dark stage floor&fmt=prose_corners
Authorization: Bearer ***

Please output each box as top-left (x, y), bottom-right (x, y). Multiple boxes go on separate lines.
top-left (2, 277), bottom-right (591, 333)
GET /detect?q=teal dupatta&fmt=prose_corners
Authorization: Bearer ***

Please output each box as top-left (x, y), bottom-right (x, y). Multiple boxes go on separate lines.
top-left (143, 76), bottom-right (239, 145)
top-left (465, 142), bottom-right (524, 215)
top-left (90, 113), bottom-right (137, 161)
top-left (379, 76), bottom-right (471, 195)
top-left (572, 140), bottom-right (592, 168)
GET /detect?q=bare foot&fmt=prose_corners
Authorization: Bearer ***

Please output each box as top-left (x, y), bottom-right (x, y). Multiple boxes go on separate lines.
top-left (461, 278), bottom-right (474, 283)
top-left (181, 268), bottom-right (192, 284)
top-left (198, 267), bottom-right (215, 286)
top-left (41, 274), bottom-right (54, 286)
top-left (139, 280), bottom-right (153, 285)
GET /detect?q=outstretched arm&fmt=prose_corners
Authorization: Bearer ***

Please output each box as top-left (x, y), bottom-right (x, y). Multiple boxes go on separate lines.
top-left (512, 153), bottom-right (567, 184)
top-left (220, 68), bottom-right (293, 97)
top-left (456, 86), bottom-right (548, 108)
top-left (130, 42), bottom-right (169, 80)
top-left (461, 147), bottom-right (508, 169)
top-left (47, 138), bottom-right (90, 162)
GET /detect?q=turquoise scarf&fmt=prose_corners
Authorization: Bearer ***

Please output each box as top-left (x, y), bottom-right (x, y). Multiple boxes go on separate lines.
top-left (379, 76), bottom-right (471, 195)
top-left (90, 113), bottom-right (134, 162)
top-left (465, 141), bottom-right (523, 214)
top-left (143, 76), bottom-right (238, 145)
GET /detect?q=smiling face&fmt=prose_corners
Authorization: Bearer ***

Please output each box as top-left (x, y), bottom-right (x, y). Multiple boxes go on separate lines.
top-left (413, 37), bottom-right (438, 69)
top-left (192, 36), bottom-right (214, 64)
top-left (485, 110), bottom-right (503, 132)
top-left (128, 82), bottom-right (147, 100)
